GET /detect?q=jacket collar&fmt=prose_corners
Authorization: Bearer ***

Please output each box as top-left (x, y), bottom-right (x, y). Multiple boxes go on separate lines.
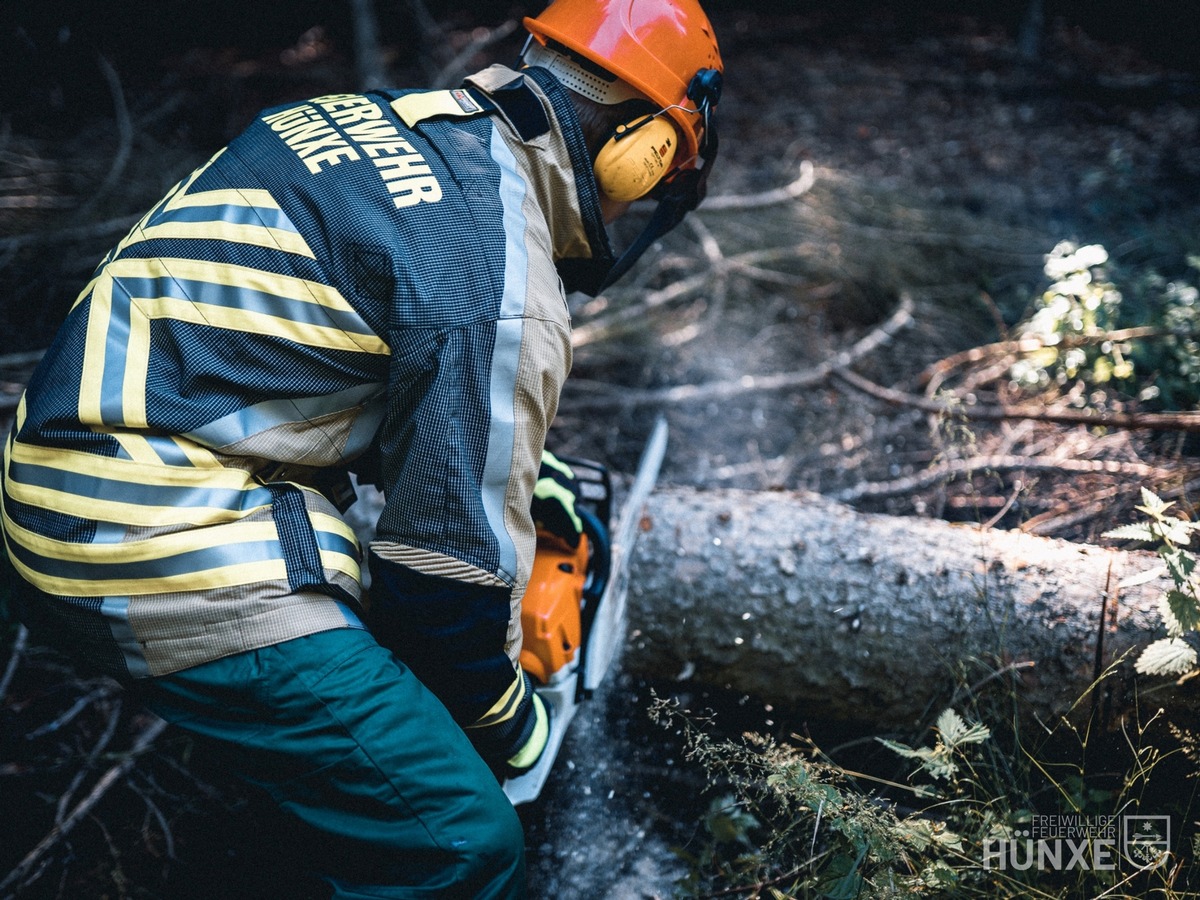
top-left (466, 65), bottom-right (616, 296)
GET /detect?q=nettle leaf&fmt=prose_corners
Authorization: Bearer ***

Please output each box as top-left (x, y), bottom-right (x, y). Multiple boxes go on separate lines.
top-left (1137, 487), bottom-right (1172, 517)
top-left (1103, 523), bottom-right (1156, 543)
top-left (1118, 565), bottom-right (1167, 589)
top-left (877, 737), bottom-right (922, 760)
top-left (936, 708), bottom-right (991, 747)
top-left (1162, 547), bottom-right (1198, 585)
top-left (900, 818), bottom-right (964, 854)
top-left (1157, 519), bottom-right (1198, 547)
top-left (1136, 637), bottom-right (1198, 677)
top-left (1159, 590), bottom-right (1200, 638)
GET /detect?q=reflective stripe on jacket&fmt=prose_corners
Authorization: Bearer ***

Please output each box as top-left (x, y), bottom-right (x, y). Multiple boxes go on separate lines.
top-left (1, 64), bottom-right (610, 679)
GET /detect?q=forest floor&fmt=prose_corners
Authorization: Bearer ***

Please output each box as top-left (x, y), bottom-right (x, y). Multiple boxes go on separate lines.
top-left (2, 5), bottom-right (1200, 898)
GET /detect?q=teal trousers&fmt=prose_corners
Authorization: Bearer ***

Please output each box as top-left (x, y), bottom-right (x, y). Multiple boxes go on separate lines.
top-left (140, 627), bottom-right (525, 898)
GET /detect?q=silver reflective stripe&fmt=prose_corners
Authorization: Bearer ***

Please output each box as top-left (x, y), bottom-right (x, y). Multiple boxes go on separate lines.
top-left (479, 124), bottom-right (529, 582)
top-left (344, 395), bottom-right (387, 459)
top-left (185, 381), bottom-right (385, 447)
top-left (101, 596), bottom-right (149, 678)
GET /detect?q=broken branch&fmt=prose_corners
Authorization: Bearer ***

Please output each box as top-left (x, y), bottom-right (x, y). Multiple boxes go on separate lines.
top-left (835, 367), bottom-right (1200, 433)
top-left (568, 294), bottom-right (915, 408)
top-left (0, 717), bottom-right (169, 896)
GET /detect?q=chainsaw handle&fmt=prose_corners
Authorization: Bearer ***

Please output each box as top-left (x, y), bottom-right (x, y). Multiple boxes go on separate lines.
top-left (578, 505), bottom-right (611, 607)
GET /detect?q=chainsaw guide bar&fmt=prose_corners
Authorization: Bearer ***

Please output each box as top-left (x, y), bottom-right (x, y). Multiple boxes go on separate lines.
top-left (503, 417), bottom-right (668, 806)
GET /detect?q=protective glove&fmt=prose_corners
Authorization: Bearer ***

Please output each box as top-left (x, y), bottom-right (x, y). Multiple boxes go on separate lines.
top-left (531, 450), bottom-right (583, 550)
top-left (467, 669), bottom-right (551, 780)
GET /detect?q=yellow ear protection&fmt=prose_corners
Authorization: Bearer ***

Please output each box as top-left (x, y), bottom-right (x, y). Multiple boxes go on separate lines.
top-left (592, 67), bottom-right (722, 203)
top-left (596, 68), bottom-right (721, 290)
top-left (593, 114), bottom-right (679, 202)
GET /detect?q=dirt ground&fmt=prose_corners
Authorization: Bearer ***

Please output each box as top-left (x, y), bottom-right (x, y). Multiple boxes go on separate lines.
top-left (552, 8), bottom-right (1200, 545)
top-left (2, 5), bottom-right (1200, 898)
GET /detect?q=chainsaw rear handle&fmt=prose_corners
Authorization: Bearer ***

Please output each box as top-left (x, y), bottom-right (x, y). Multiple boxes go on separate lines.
top-left (578, 504), bottom-right (611, 608)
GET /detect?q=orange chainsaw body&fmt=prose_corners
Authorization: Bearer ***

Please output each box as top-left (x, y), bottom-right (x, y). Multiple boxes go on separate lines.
top-left (519, 532), bottom-right (589, 685)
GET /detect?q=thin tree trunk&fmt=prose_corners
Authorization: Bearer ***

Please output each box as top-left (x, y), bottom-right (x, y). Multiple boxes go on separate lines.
top-left (624, 487), bottom-right (1180, 730)
top-left (350, 0), bottom-right (387, 90)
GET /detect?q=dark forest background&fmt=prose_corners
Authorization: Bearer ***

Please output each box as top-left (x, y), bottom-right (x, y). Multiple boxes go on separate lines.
top-left (4, 2), bottom-right (1200, 897)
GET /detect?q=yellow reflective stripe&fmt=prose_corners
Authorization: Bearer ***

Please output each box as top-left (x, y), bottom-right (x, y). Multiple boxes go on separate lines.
top-left (113, 434), bottom-right (161, 465)
top-left (6, 549), bottom-right (287, 598)
top-left (137, 220), bottom-right (313, 257)
top-left (469, 672), bottom-right (525, 728)
top-left (311, 509), bottom-right (360, 544)
top-left (5, 481), bottom-right (266, 529)
top-left (2, 511), bottom-right (277, 565)
top-left (172, 437), bottom-right (222, 468)
top-left (80, 271), bottom-right (114, 425)
top-left (507, 693), bottom-right (549, 769)
top-left (319, 549), bottom-right (361, 582)
top-left (5, 488), bottom-right (266, 529)
top-left (8, 440), bottom-right (261, 490)
top-left (166, 187), bottom-right (277, 210)
top-left (93, 150), bottom-right (224, 279)
top-left (133, 295), bottom-right (381, 354)
top-left (103, 257), bottom-right (389, 354)
top-left (110, 256), bottom-right (375, 323)
top-left (124, 295), bottom-right (152, 428)
top-left (69, 271), bottom-right (104, 314)
top-left (117, 152), bottom-right (316, 258)
top-left (5, 445), bottom-right (271, 529)
top-left (0, 499), bottom-right (286, 597)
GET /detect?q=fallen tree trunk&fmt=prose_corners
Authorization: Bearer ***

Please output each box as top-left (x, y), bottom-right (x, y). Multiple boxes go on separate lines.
top-left (624, 487), bottom-right (1183, 730)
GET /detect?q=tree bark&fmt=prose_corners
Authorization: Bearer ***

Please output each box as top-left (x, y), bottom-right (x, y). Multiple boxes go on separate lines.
top-left (624, 487), bottom-right (1183, 730)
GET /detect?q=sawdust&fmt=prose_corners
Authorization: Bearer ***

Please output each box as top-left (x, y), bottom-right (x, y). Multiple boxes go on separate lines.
top-left (2, 6), bottom-right (1200, 898)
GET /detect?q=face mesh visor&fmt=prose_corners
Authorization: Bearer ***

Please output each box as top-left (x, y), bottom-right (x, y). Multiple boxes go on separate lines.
top-left (521, 40), bottom-right (646, 106)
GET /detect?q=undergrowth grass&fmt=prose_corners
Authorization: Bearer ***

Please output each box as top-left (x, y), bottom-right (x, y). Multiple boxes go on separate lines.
top-left (654, 662), bottom-right (1200, 898)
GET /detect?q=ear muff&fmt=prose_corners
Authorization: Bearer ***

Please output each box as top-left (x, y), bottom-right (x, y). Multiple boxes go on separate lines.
top-left (593, 115), bottom-right (679, 202)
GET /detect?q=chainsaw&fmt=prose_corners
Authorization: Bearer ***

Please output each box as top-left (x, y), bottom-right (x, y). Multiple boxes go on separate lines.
top-left (503, 416), bottom-right (668, 806)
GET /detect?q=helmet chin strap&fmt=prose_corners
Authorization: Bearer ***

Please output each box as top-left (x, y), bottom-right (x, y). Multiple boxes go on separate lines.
top-left (599, 165), bottom-right (707, 291)
top-left (599, 70), bottom-right (721, 292)
top-left (526, 57), bottom-right (722, 297)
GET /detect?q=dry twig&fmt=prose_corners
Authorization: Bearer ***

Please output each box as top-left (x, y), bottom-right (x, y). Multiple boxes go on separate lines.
top-left (701, 160), bottom-right (815, 211)
top-left (0, 624), bottom-right (29, 701)
top-left (0, 716), bottom-right (169, 896)
top-left (835, 367), bottom-right (1200, 433)
top-left (432, 20), bottom-right (519, 89)
top-left (76, 54), bottom-right (134, 220)
top-left (567, 294), bottom-right (915, 409)
top-left (835, 454), bottom-right (1196, 503)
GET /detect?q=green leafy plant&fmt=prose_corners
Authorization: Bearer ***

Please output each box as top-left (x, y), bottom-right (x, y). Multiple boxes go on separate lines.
top-left (1104, 487), bottom-right (1200, 678)
top-left (651, 695), bottom-right (968, 898)
top-left (1010, 242), bottom-right (1130, 393)
top-left (1009, 243), bottom-right (1200, 411)
top-left (656, 667), bottom-right (1200, 899)
top-left (878, 709), bottom-right (992, 784)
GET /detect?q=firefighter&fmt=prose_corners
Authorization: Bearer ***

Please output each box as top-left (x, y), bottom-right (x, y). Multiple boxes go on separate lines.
top-left (1, 0), bottom-right (722, 895)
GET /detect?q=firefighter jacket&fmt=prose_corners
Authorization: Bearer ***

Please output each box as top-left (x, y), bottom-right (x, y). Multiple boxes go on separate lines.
top-left (1, 65), bottom-right (614, 725)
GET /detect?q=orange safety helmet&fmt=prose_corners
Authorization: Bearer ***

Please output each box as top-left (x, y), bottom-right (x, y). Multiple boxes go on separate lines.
top-left (522, 0), bottom-right (723, 172)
